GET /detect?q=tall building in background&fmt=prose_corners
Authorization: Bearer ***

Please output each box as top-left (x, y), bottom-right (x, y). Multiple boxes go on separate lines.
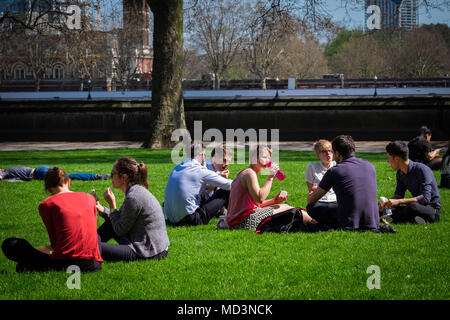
top-left (365, 0), bottom-right (399, 33)
top-left (365, 0), bottom-right (418, 33)
top-left (399, 0), bottom-right (418, 30)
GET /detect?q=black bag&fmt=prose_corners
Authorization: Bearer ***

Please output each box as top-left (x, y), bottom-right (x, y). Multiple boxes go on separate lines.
top-left (255, 208), bottom-right (307, 234)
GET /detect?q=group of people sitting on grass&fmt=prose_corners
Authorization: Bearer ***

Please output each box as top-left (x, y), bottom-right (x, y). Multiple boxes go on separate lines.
top-left (1, 133), bottom-right (447, 273)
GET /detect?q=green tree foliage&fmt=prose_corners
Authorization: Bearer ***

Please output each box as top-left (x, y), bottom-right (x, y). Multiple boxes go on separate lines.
top-left (324, 29), bottom-right (363, 59)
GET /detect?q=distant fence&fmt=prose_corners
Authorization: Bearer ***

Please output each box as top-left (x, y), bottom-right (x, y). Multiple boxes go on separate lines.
top-left (1, 77), bottom-right (449, 92)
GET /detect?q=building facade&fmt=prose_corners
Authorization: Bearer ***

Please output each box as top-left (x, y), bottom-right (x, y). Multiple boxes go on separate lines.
top-left (365, 0), bottom-right (418, 33)
top-left (0, 0), bottom-right (152, 91)
top-left (399, 0), bottom-right (418, 30)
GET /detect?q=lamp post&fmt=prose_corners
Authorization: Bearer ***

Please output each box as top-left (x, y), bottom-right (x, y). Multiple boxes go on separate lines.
top-left (87, 79), bottom-right (92, 100)
top-left (275, 77), bottom-right (280, 99)
top-left (373, 75), bottom-right (378, 97)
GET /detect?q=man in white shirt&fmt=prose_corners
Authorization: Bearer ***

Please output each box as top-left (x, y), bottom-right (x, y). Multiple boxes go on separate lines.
top-left (164, 141), bottom-right (232, 226)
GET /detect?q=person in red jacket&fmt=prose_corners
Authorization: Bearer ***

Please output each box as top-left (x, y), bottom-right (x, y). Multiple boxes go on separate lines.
top-left (1, 167), bottom-right (102, 273)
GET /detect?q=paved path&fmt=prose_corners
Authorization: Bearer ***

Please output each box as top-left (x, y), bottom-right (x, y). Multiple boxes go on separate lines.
top-left (0, 141), bottom-right (447, 153)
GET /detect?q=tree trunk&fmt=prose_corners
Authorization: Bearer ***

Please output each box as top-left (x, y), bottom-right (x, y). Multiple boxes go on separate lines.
top-left (143, 0), bottom-right (186, 149)
top-left (261, 77), bottom-right (267, 90)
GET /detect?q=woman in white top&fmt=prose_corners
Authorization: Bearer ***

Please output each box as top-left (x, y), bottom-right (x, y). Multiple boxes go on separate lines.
top-left (305, 140), bottom-right (339, 230)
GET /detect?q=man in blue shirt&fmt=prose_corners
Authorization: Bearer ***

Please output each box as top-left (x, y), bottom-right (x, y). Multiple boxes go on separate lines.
top-left (164, 141), bottom-right (232, 226)
top-left (382, 141), bottom-right (441, 224)
top-left (307, 135), bottom-right (379, 231)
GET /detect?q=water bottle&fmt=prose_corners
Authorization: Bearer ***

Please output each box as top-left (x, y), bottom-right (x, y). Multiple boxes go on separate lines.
top-left (380, 196), bottom-right (393, 224)
top-left (267, 160), bottom-right (286, 181)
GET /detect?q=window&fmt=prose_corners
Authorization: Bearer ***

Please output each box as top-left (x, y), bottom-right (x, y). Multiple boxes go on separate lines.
top-left (13, 65), bottom-right (25, 80)
top-left (53, 65), bottom-right (64, 79)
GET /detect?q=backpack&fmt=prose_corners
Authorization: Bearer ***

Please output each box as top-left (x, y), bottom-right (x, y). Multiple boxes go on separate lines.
top-left (255, 208), bottom-right (307, 234)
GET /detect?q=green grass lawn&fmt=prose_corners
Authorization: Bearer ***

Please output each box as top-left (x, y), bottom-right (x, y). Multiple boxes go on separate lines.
top-left (0, 148), bottom-right (448, 300)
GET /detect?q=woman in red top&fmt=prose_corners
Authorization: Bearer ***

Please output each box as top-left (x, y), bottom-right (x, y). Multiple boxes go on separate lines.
top-left (1, 167), bottom-right (102, 273)
top-left (224, 145), bottom-right (312, 230)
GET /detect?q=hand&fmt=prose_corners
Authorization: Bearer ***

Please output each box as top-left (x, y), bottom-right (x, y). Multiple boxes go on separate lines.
top-left (385, 198), bottom-right (400, 208)
top-left (96, 202), bottom-right (105, 215)
top-left (103, 187), bottom-right (116, 209)
top-left (268, 162), bottom-right (279, 177)
top-left (378, 201), bottom-right (384, 212)
top-left (220, 170), bottom-right (230, 178)
top-left (273, 190), bottom-right (288, 204)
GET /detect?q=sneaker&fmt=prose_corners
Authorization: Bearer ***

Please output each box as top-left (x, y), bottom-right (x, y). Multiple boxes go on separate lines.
top-left (414, 216), bottom-right (426, 224)
top-left (95, 174), bottom-right (111, 180)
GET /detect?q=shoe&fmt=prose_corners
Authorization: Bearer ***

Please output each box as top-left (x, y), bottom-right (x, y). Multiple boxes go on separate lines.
top-left (414, 216), bottom-right (426, 224)
top-left (95, 174), bottom-right (111, 180)
top-left (216, 207), bottom-right (227, 217)
top-left (377, 225), bottom-right (397, 233)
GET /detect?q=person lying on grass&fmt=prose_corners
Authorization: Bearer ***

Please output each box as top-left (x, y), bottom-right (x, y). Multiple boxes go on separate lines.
top-left (1, 167), bottom-right (102, 273)
top-left (221, 144), bottom-right (312, 231)
top-left (381, 141), bottom-right (441, 224)
top-left (0, 165), bottom-right (110, 182)
top-left (96, 157), bottom-right (170, 262)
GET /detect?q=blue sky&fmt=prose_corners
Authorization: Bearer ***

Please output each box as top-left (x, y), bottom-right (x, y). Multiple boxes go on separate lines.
top-left (324, 0), bottom-right (450, 29)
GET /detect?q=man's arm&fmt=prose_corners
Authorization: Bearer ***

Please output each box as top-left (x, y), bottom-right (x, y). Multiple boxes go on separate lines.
top-left (308, 169), bottom-right (333, 205)
top-left (203, 169), bottom-right (232, 190)
top-left (307, 188), bottom-right (327, 205)
top-left (385, 197), bottom-right (418, 208)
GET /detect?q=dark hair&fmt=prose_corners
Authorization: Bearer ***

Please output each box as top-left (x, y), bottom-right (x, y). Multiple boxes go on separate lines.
top-left (331, 135), bottom-right (355, 159)
top-left (419, 126), bottom-right (431, 137)
top-left (44, 167), bottom-right (69, 191)
top-left (386, 141), bottom-right (409, 160)
top-left (113, 157), bottom-right (148, 189)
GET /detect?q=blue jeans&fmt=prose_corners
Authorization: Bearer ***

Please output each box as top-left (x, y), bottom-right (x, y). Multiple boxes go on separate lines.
top-left (34, 166), bottom-right (97, 181)
top-left (67, 173), bottom-right (97, 181)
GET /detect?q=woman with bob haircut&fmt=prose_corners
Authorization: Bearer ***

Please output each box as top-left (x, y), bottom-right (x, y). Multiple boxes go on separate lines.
top-left (96, 157), bottom-right (170, 262)
top-left (1, 167), bottom-right (102, 272)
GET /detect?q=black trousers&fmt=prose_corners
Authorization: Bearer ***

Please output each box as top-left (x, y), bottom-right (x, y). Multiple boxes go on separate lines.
top-left (306, 202), bottom-right (339, 226)
top-left (170, 189), bottom-right (230, 227)
top-left (391, 202), bottom-right (440, 223)
top-left (97, 218), bottom-right (168, 262)
top-left (440, 173), bottom-right (449, 188)
top-left (1, 238), bottom-right (101, 273)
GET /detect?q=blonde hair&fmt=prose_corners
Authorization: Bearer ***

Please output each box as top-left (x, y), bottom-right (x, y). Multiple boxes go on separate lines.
top-left (313, 139), bottom-right (331, 155)
top-left (250, 144), bottom-right (272, 164)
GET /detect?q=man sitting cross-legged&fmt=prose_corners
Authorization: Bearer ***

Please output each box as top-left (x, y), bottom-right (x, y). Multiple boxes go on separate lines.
top-left (307, 135), bottom-right (379, 232)
top-left (163, 141), bottom-right (232, 226)
top-left (381, 141), bottom-right (441, 224)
